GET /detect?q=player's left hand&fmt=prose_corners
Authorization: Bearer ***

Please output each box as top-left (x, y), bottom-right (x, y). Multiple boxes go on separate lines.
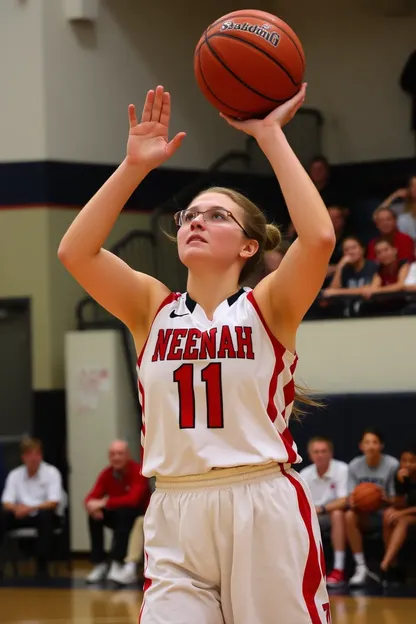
top-left (220, 83), bottom-right (307, 138)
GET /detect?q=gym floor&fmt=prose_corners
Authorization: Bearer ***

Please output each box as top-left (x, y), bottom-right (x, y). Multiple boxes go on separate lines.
top-left (0, 562), bottom-right (415, 623)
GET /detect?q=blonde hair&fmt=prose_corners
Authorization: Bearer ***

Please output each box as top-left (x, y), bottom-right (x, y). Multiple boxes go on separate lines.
top-left (20, 437), bottom-right (42, 455)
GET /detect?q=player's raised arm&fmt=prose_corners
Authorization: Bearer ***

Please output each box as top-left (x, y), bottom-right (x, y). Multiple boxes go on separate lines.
top-left (58, 86), bottom-right (186, 333)
top-left (221, 84), bottom-right (335, 348)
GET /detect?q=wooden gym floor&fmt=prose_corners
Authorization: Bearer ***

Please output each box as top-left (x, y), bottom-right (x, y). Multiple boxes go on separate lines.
top-left (0, 563), bottom-right (415, 623)
top-left (0, 587), bottom-right (415, 624)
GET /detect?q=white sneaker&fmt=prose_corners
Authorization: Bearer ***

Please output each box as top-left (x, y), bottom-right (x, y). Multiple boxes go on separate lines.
top-left (349, 565), bottom-right (368, 586)
top-left (108, 562), bottom-right (138, 585)
top-left (106, 561), bottom-right (123, 582)
top-left (86, 562), bottom-right (108, 583)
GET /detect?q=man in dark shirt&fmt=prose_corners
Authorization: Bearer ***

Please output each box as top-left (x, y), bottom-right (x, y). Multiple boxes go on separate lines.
top-left (84, 440), bottom-right (151, 584)
top-left (380, 447), bottom-right (416, 583)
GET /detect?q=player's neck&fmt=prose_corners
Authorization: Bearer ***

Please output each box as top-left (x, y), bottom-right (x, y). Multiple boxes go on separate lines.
top-left (366, 453), bottom-right (382, 468)
top-left (186, 271), bottom-right (240, 320)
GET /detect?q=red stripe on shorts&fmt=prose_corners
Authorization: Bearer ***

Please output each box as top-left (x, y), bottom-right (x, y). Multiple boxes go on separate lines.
top-left (281, 467), bottom-right (323, 624)
top-left (138, 551), bottom-right (152, 623)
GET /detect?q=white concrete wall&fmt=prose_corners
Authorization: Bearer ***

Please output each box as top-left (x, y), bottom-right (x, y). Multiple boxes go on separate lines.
top-left (42, 0), bottom-right (273, 168)
top-left (273, 0), bottom-right (416, 163)
top-left (296, 317), bottom-right (416, 394)
top-left (0, 0), bottom-right (46, 160)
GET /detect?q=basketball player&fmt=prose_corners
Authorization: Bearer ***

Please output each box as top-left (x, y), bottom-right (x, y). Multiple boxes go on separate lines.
top-left (59, 85), bottom-right (335, 623)
top-left (346, 428), bottom-right (399, 586)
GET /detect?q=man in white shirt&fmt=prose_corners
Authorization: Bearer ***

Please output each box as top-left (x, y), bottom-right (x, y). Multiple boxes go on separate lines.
top-left (0, 437), bottom-right (63, 577)
top-left (300, 436), bottom-right (348, 587)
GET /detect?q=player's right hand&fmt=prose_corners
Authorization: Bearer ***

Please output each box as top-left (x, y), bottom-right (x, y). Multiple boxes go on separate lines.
top-left (126, 86), bottom-right (186, 171)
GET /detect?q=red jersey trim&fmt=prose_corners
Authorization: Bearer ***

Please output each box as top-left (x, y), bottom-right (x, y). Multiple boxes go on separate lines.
top-left (246, 291), bottom-right (296, 359)
top-left (247, 290), bottom-right (298, 463)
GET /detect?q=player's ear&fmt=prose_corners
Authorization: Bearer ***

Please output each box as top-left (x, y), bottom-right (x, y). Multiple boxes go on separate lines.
top-left (240, 238), bottom-right (259, 259)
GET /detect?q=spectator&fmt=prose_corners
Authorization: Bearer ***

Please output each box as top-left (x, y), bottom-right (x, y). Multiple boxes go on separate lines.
top-left (381, 446), bottom-right (416, 585)
top-left (367, 207), bottom-right (414, 262)
top-left (84, 440), bottom-right (151, 584)
top-left (300, 437), bottom-right (348, 587)
top-left (397, 175), bottom-right (416, 241)
top-left (345, 428), bottom-right (399, 587)
top-left (243, 241), bottom-right (290, 288)
top-left (366, 239), bottom-right (409, 292)
top-left (309, 155), bottom-right (342, 207)
top-left (0, 437), bottom-right (64, 577)
top-left (323, 236), bottom-right (378, 297)
top-left (359, 239), bottom-right (409, 316)
top-left (326, 206), bottom-right (350, 277)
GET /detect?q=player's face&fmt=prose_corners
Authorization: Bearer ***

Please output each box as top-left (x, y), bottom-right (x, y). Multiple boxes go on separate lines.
top-left (342, 239), bottom-right (363, 264)
top-left (375, 210), bottom-right (396, 235)
top-left (176, 192), bottom-right (256, 272)
top-left (400, 452), bottom-right (416, 476)
top-left (360, 433), bottom-right (383, 459)
top-left (308, 441), bottom-right (332, 469)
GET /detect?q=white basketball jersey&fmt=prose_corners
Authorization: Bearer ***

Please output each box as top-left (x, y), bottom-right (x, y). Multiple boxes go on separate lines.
top-left (137, 288), bottom-right (301, 477)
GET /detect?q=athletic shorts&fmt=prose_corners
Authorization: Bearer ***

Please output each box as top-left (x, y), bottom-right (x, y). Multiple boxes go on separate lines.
top-left (140, 463), bottom-right (331, 624)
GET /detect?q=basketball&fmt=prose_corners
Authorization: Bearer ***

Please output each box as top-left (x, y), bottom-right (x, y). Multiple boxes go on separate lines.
top-left (194, 9), bottom-right (305, 120)
top-left (352, 482), bottom-right (384, 513)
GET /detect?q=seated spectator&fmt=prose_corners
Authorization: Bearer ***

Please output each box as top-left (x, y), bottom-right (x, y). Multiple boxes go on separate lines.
top-left (326, 206), bottom-right (350, 278)
top-left (367, 207), bottom-right (414, 262)
top-left (380, 446), bottom-right (416, 585)
top-left (404, 256), bottom-right (416, 291)
top-left (323, 236), bottom-right (378, 298)
top-left (84, 440), bottom-right (151, 585)
top-left (397, 175), bottom-right (416, 241)
top-left (358, 240), bottom-right (409, 316)
top-left (365, 239), bottom-right (409, 293)
top-left (345, 428), bottom-right (399, 587)
top-left (0, 437), bottom-right (64, 577)
top-left (243, 241), bottom-right (291, 288)
top-left (309, 155), bottom-right (343, 207)
top-left (300, 437), bottom-right (348, 587)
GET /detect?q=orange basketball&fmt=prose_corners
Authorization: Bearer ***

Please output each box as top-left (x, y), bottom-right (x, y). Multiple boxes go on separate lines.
top-left (194, 9), bottom-right (305, 120)
top-left (352, 483), bottom-right (383, 513)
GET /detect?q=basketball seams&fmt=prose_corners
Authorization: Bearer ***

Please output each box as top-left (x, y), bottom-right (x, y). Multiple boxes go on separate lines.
top-left (196, 42), bottom-right (285, 116)
top-left (207, 32), bottom-right (302, 88)
top-left (204, 12), bottom-right (305, 72)
top-left (203, 35), bottom-right (291, 103)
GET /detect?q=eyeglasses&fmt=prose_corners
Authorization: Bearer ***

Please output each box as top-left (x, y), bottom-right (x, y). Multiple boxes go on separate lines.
top-left (174, 207), bottom-right (250, 237)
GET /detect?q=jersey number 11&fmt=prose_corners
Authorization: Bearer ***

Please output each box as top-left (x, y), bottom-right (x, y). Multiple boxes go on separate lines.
top-left (174, 363), bottom-right (224, 429)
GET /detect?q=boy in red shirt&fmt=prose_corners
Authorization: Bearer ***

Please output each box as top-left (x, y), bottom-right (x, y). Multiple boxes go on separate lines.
top-left (84, 440), bottom-right (150, 584)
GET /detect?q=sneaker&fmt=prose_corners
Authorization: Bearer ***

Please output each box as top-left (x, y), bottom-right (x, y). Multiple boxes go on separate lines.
top-left (106, 561), bottom-right (123, 582)
top-left (108, 561), bottom-right (138, 585)
top-left (326, 569), bottom-right (345, 587)
top-left (348, 565), bottom-right (368, 587)
top-left (86, 562), bottom-right (108, 583)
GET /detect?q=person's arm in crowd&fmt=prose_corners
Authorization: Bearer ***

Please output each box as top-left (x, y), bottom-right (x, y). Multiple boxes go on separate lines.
top-left (1, 473), bottom-right (17, 512)
top-left (377, 188), bottom-right (408, 211)
top-left (317, 497), bottom-right (347, 514)
top-left (371, 264), bottom-right (409, 295)
top-left (31, 468), bottom-right (63, 513)
top-left (105, 466), bottom-right (150, 510)
top-left (347, 463), bottom-right (359, 507)
top-left (84, 470), bottom-right (107, 506)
